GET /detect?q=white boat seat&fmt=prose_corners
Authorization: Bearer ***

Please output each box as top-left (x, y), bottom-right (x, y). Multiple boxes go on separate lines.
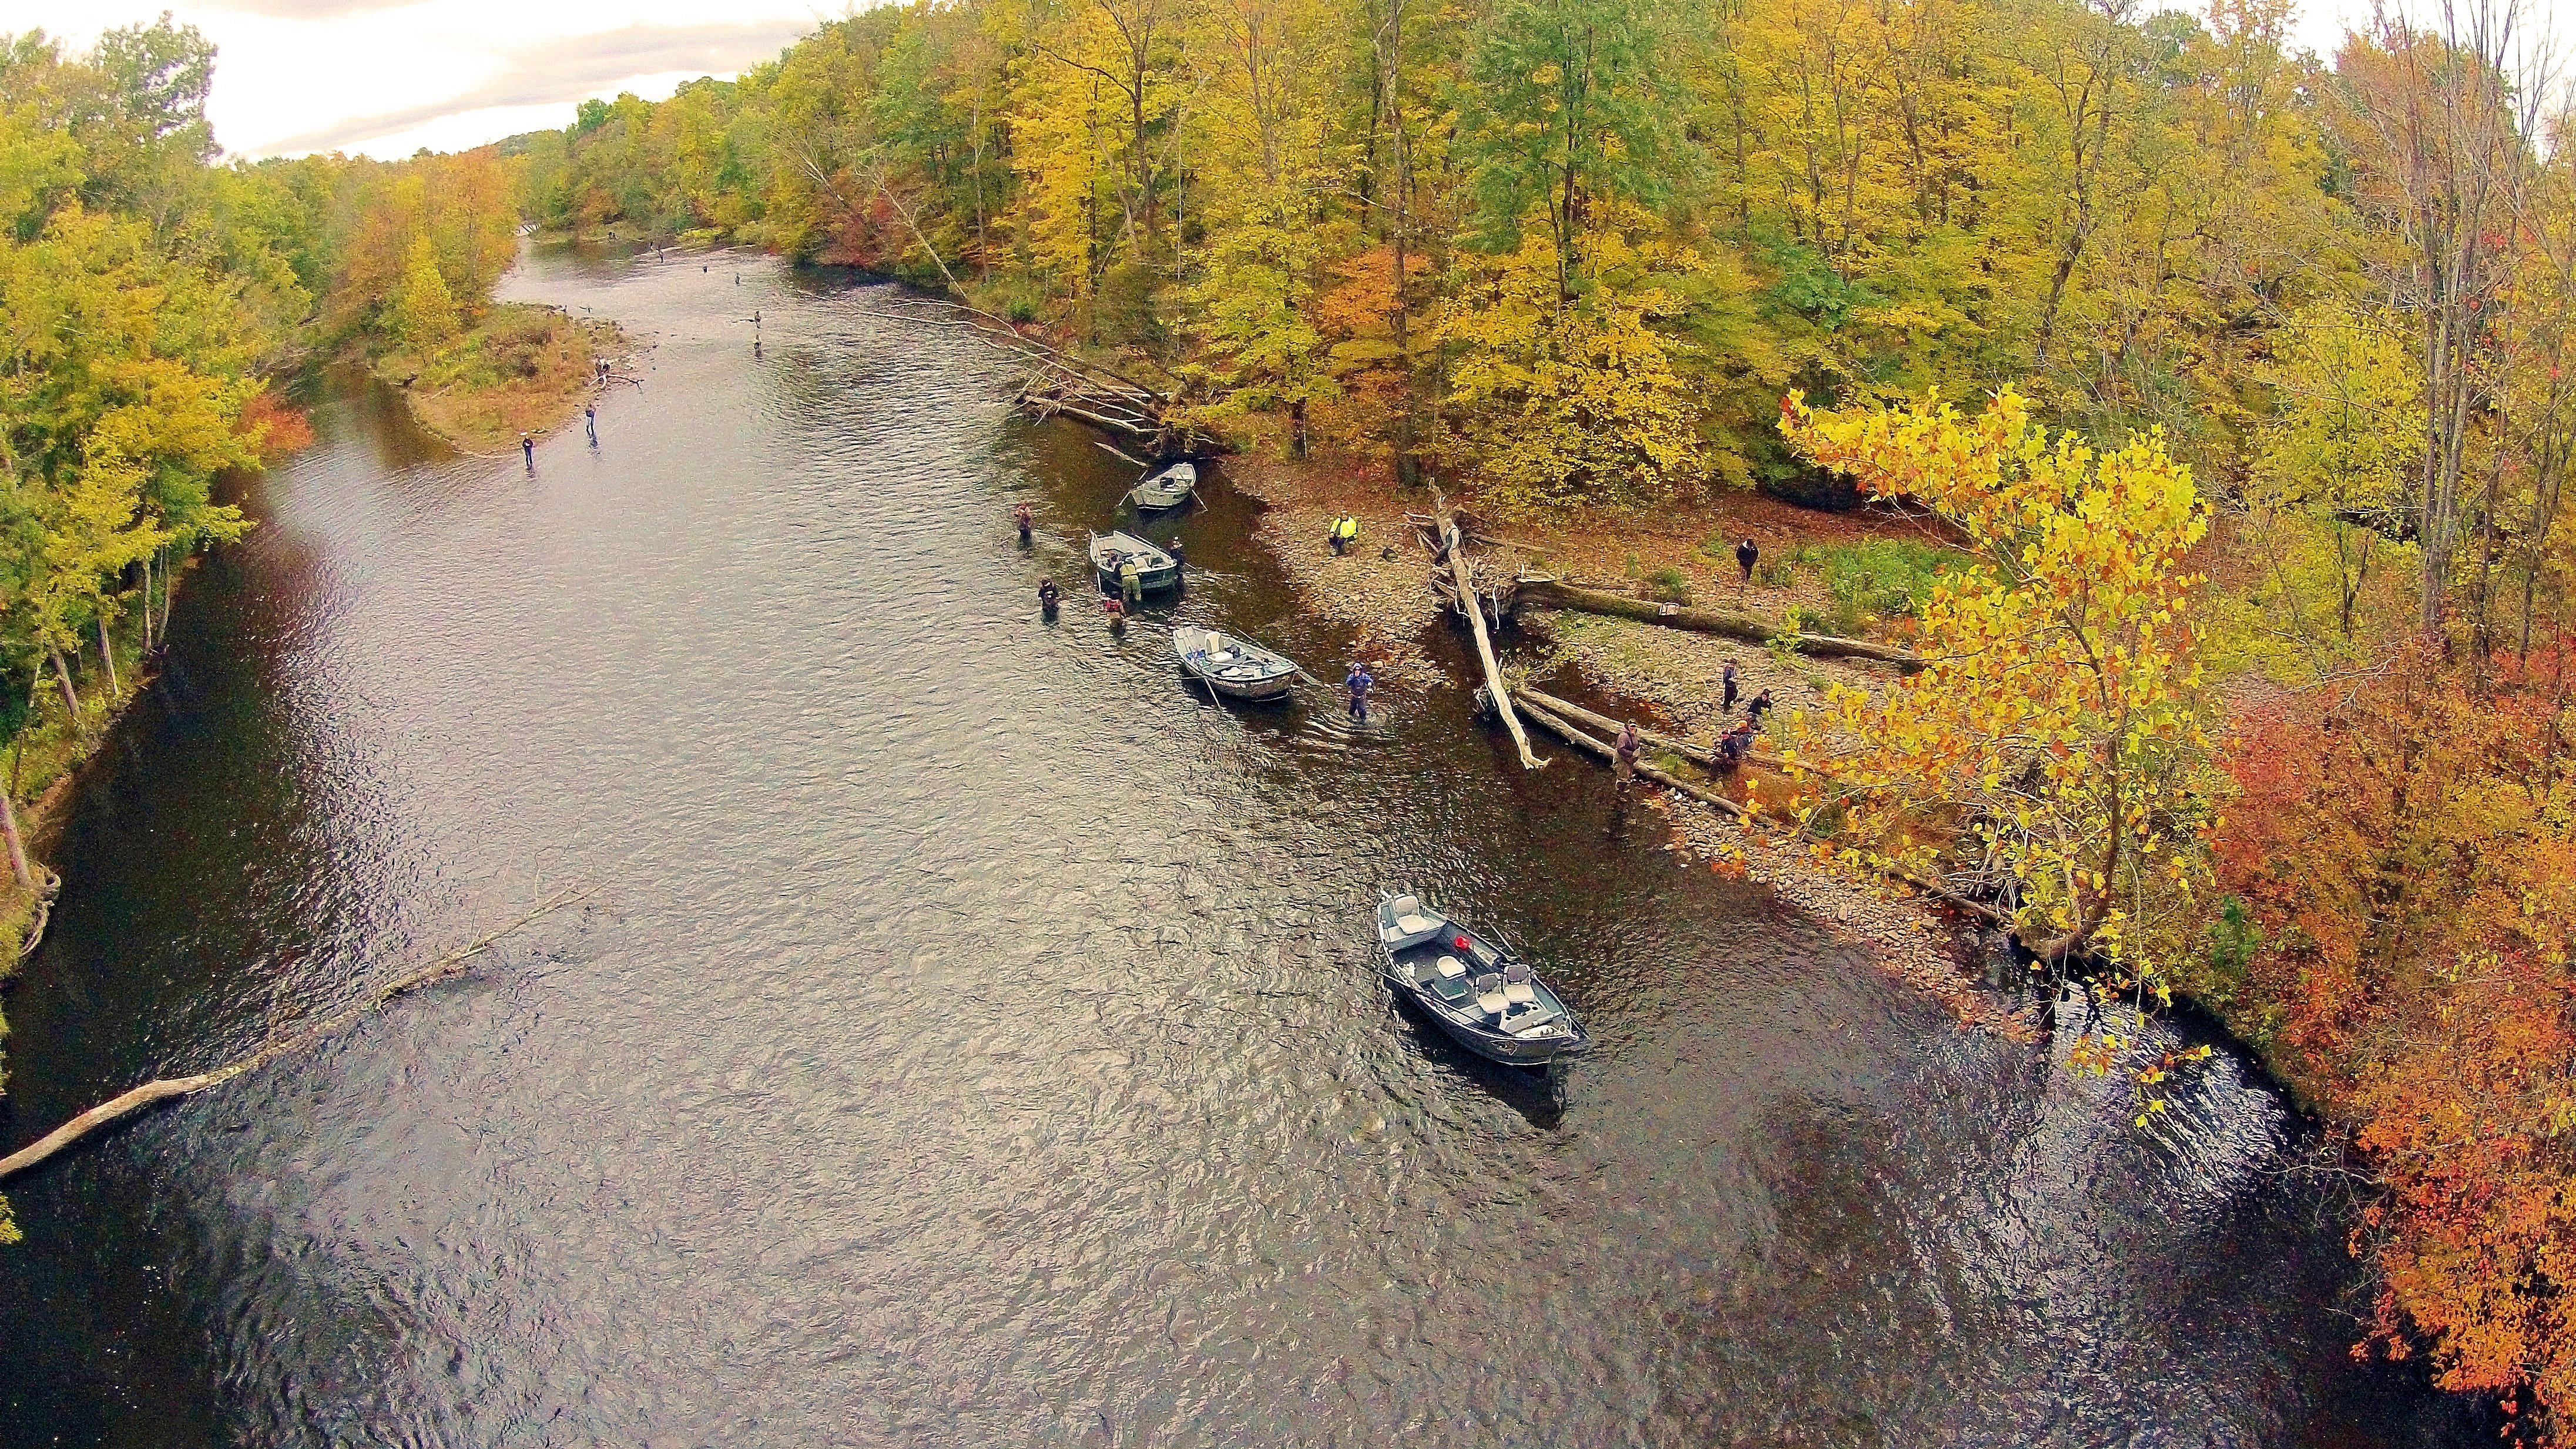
top-left (1435, 956), bottom-right (1467, 979)
top-left (1383, 894), bottom-right (1445, 947)
top-left (1474, 990), bottom-right (1510, 1017)
top-left (1503, 982), bottom-right (1537, 1005)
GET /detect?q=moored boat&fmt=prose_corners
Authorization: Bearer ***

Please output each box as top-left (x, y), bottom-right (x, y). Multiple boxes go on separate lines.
top-left (1129, 461), bottom-right (1199, 512)
top-left (1373, 892), bottom-right (1589, 1065)
top-left (1173, 625), bottom-right (1300, 702)
top-left (1089, 531), bottom-right (1182, 593)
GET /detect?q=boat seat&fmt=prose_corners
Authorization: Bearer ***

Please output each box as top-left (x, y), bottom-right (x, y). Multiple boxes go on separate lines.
top-left (1475, 990), bottom-right (1510, 1017)
top-left (1435, 956), bottom-right (1467, 979)
top-left (1503, 982), bottom-right (1537, 1006)
top-left (1502, 962), bottom-right (1532, 984)
top-left (1382, 895), bottom-right (1445, 949)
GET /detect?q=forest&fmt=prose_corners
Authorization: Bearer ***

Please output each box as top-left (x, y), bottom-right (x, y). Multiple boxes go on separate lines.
top-left (515, 0), bottom-right (2576, 1429)
top-left (0, 19), bottom-right (526, 1229)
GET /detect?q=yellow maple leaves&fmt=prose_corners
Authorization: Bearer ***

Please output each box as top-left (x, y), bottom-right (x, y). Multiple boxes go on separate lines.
top-left (1779, 384), bottom-right (2219, 985)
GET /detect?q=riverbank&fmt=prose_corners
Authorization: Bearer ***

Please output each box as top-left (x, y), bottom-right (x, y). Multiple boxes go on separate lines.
top-left (0, 566), bottom-right (198, 1107)
top-left (1224, 451), bottom-right (2038, 1038)
top-left (371, 302), bottom-right (635, 455)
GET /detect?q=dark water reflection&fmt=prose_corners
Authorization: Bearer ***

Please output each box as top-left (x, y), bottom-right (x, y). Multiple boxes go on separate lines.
top-left (0, 246), bottom-right (2471, 1446)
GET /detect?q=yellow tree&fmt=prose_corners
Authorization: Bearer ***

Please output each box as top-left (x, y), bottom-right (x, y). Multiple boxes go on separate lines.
top-left (2246, 295), bottom-right (2423, 646)
top-left (393, 232), bottom-right (459, 354)
top-left (1778, 385), bottom-right (2218, 983)
top-left (1177, 0), bottom-right (1353, 449)
top-left (1443, 224), bottom-right (1705, 511)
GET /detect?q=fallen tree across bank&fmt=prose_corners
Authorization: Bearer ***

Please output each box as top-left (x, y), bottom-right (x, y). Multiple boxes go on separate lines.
top-left (1514, 579), bottom-right (1923, 671)
top-left (1516, 690), bottom-right (2012, 930)
top-left (1435, 491), bottom-right (1545, 770)
top-left (0, 884), bottom-right (594, 1185)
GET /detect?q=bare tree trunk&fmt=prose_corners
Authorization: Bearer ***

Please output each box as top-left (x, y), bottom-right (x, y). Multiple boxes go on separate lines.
top-left (0, 786), bottom-right (31, 892)
top-left (140, 554), bottom-right (153, 655)
top-left (96, 615), bottom-right (119, 697)
top-left (49, 648), bottom-right (79, 719)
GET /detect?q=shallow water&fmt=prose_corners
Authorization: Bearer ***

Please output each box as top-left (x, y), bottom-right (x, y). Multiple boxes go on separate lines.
top-left (0, 245), bottom-right (2472, 1446)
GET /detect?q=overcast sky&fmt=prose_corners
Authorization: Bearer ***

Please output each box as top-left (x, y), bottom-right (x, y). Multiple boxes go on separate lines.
top-left (1, 0), bottom-right (2570, 161)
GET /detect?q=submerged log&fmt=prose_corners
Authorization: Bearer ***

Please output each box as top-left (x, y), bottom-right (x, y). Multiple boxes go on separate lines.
top-left (0, 885), bottom-right (593, 1185)
top-left (1435, 491), bottom-right (1543, 770)
top-left (1514, 579), bottom-right (1923, 670)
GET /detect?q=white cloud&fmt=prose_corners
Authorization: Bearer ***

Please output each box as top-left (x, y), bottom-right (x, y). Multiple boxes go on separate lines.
top-left (0, 0), bottom-right (839, 159)
top-left (4, 0), bottom-right (2574, 164)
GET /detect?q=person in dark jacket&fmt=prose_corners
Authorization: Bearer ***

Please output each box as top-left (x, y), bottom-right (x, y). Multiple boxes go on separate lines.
top-left (1721, 659), bottom-right (1740, 712)
top-left (1735, 538), bottom-right (1759, 584)
top-left (1747, 689), bottom-right (1775, 726)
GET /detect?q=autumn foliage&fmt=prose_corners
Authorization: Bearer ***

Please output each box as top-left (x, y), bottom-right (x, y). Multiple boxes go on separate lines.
top-left (1779, 387), bottom-right (2218, 982)
top-left (2215, 648), bottom-right (2576, 1431)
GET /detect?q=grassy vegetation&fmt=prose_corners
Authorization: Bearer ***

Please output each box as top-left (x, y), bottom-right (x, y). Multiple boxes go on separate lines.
top-left (376, 303), bottom-right (620, 454)
top-left (1795, 538), bottom-right (1960, 635)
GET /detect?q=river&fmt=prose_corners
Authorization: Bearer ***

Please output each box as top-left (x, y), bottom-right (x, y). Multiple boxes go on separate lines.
top-left (0, 244), bottom-right (2477, 1446)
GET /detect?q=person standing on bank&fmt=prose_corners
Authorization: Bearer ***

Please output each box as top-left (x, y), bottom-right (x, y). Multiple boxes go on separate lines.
top-left (584, 404), bottom-right (597, 446)
top-left (1612, 720), bottom-right (1642, 792)
top-left (1721, 659), bottom-right (1740, 712)
top-left (521, 432), bottom-right (535, 471)
top-left (1735, 537), bottom-right (1759, 585)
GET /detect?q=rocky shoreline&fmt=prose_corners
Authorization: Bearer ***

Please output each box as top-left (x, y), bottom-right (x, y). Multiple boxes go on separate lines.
top-left (1226, 451), bottom-right (2037, 1039)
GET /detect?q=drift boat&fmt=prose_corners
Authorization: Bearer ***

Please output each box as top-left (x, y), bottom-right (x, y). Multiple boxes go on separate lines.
top-left (1173, 625), bottom-right (1301, 702)
top-left (1129, 461), bottom-right (1199, 512)
top-left (1374, 892), bottom-right (1589, 1065)
top-left (1089, 531), bottom-right (1182, 594)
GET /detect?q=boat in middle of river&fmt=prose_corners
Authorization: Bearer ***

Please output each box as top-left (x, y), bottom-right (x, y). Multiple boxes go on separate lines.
top-left (1375, 892), bottom-right (1589, 1065)
top-left (1089, 531), bottom-right (1182, 595)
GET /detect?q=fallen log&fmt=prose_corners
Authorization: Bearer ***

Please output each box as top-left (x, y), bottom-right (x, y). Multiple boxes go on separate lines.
top-left (1518, 699), bottom-right (1744, 816)
top-left (1520, 698), bottom-right (2010, 928)
top-left (0, 884), bottom-right (594, 1184)
top-left (1435, 491), bottom-right (1543, 770)
top-left (1517, 685), bottom-right (1720, 770)
top-left (1515, 579), bottom-right (1922, 670)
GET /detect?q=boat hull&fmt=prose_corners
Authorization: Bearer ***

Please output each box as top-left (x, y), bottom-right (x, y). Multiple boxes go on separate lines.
top-left (1376, 954), bottom-right (1589, 1066)
top-left (1096, 562), bottom-right (1182, 593)
top-left (1189, 668), bottom-right (1295, 702)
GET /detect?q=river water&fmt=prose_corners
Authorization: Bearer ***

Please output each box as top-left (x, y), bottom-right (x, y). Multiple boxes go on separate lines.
top-left (0, 246), bottom-right (2474, 1446)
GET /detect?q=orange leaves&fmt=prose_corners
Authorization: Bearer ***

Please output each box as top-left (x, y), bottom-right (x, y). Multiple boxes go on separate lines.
top-left (2213, 646), bottom-right (2576, 1434)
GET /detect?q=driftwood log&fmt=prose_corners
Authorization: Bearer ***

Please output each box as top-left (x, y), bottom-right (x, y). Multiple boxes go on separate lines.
top-left (1516, 685), bottom-right (1725, 770)
top-left (0, 885), bottom-right (593, 1184)
top-left (1515, 579), bottom-right (1923, 670)
top-left (1517, 699), bottom-right (1746, 817)
top-left (1519, 692), bottom-right (2011, 929)
top-left (1434, 491), bottom-right (1544, 770)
